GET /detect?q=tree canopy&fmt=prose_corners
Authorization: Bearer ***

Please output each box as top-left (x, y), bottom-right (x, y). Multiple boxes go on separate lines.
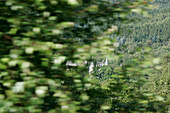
top-left (0, 0), bottom-right (169, 113)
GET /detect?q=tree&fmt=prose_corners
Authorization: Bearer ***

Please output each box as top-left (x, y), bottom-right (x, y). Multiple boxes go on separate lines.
top-left (0, 0), bottom-right (168, 112)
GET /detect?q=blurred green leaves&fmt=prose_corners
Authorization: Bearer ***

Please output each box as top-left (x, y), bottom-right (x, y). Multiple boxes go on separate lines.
top-left (0, 0), bottom-right (168, 112)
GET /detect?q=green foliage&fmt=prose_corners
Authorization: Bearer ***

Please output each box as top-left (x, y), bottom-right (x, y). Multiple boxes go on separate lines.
top-left (116, 0), bottom-right (170, 54)
top-left (0, 0), bottom-right (169, 113)
top-left (110, 0), bottom-right (170, 102)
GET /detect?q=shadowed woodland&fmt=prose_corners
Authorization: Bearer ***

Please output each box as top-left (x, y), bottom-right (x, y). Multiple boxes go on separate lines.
top-left (0, 0), bottom-right (169, 113)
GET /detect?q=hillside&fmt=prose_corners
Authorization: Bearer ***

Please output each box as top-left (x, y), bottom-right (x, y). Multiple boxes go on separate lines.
top-left (0, 0), bottom-right (169, 112)
top-left (117, 0), bottom-right (169, 56)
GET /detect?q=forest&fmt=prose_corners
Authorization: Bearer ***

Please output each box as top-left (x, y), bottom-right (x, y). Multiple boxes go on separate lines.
top-left (0, 0), bottom-right (169, 113)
